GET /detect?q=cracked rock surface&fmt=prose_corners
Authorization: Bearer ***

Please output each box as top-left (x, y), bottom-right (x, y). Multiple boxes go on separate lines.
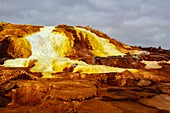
top-left (0, 23), bottom-right (170, 113)
top-left (0, 66), bottom-right (170, 113)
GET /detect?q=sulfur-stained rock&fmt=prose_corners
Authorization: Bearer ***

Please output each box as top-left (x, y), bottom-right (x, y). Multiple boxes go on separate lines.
top-left (5, 37), bottom-right (32, 58)
top-left (1, 22), bottom-right (170, 112)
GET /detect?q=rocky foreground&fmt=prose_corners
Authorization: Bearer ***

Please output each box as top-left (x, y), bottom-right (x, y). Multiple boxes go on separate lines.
top-left (0, 22), bottom-right (170, 113)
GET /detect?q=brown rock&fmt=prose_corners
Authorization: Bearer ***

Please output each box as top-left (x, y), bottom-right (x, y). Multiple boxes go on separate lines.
top-left (101, 88), bottom-right (156, 101)
top-left (0, 105), bottom-right (31, 113)
top-left (0, 66), bottom-right (40, 85)
top-left (8, 80), bottom-right (49, 105)
top-left (5, 79), bottom-right (97, 105)
top-left (137, 79), bottom-right (152, 87)
top-left (135, 69), bottom-right (170, 82)
top-left (158, 83), bottom-right (170, 95)
top-left (111, 101), bottom-right (158, 113)
top-left (0, 95), bottom-right (11, 107)
top-left (1, 22), bottom-right (170, 112)
top-left (94, 55), bottom-right (145, 68)
top-left (115, 70), bottom-right (139, 86)
top-left (75, 99), bottom-right (123, 113)
top-left (138, 94), bottom-right (170, 111)
top-left (30, 100), bottom-right (73, 113)
top-left (47, 80), bottom-right (97, 101)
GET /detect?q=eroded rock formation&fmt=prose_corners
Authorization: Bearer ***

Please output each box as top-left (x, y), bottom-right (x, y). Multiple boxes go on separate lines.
top-left (0, 22), bottom-right (170, 113)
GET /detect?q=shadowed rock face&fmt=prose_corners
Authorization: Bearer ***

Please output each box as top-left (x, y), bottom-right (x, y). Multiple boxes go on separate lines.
top-left (0, 22), bottom-right (170, 113)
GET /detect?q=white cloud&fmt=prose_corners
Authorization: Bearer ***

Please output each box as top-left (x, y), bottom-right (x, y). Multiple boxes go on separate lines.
top-left (0, 0), bottom-right (170, 49)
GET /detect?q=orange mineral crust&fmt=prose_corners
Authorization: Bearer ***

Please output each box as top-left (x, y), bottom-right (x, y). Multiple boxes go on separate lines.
top-left (0, 22), bottom-right (170, 113)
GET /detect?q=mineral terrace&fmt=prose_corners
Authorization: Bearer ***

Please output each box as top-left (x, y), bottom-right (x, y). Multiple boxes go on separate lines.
top-left (0, 22), bottom-right (170, 113)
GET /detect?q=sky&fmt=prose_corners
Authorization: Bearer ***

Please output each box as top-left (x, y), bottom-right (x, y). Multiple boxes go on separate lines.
top-left (0, 0), bottom-right (170, 49)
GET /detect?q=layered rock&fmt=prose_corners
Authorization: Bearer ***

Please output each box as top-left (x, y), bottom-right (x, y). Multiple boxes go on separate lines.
top-left (0, 22), bottom-right (170, 113)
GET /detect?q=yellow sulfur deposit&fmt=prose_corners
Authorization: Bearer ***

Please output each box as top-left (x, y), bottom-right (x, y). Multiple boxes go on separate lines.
top-left (3, 26), bottom-right (137, 77)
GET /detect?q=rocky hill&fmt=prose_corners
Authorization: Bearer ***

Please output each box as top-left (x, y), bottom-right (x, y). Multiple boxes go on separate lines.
top-left (0, 22), bottom-right (170, 113)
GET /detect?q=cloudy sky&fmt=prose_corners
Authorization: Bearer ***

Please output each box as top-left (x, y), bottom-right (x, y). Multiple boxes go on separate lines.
top-left (0, 0), bottom-right (170, 49)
